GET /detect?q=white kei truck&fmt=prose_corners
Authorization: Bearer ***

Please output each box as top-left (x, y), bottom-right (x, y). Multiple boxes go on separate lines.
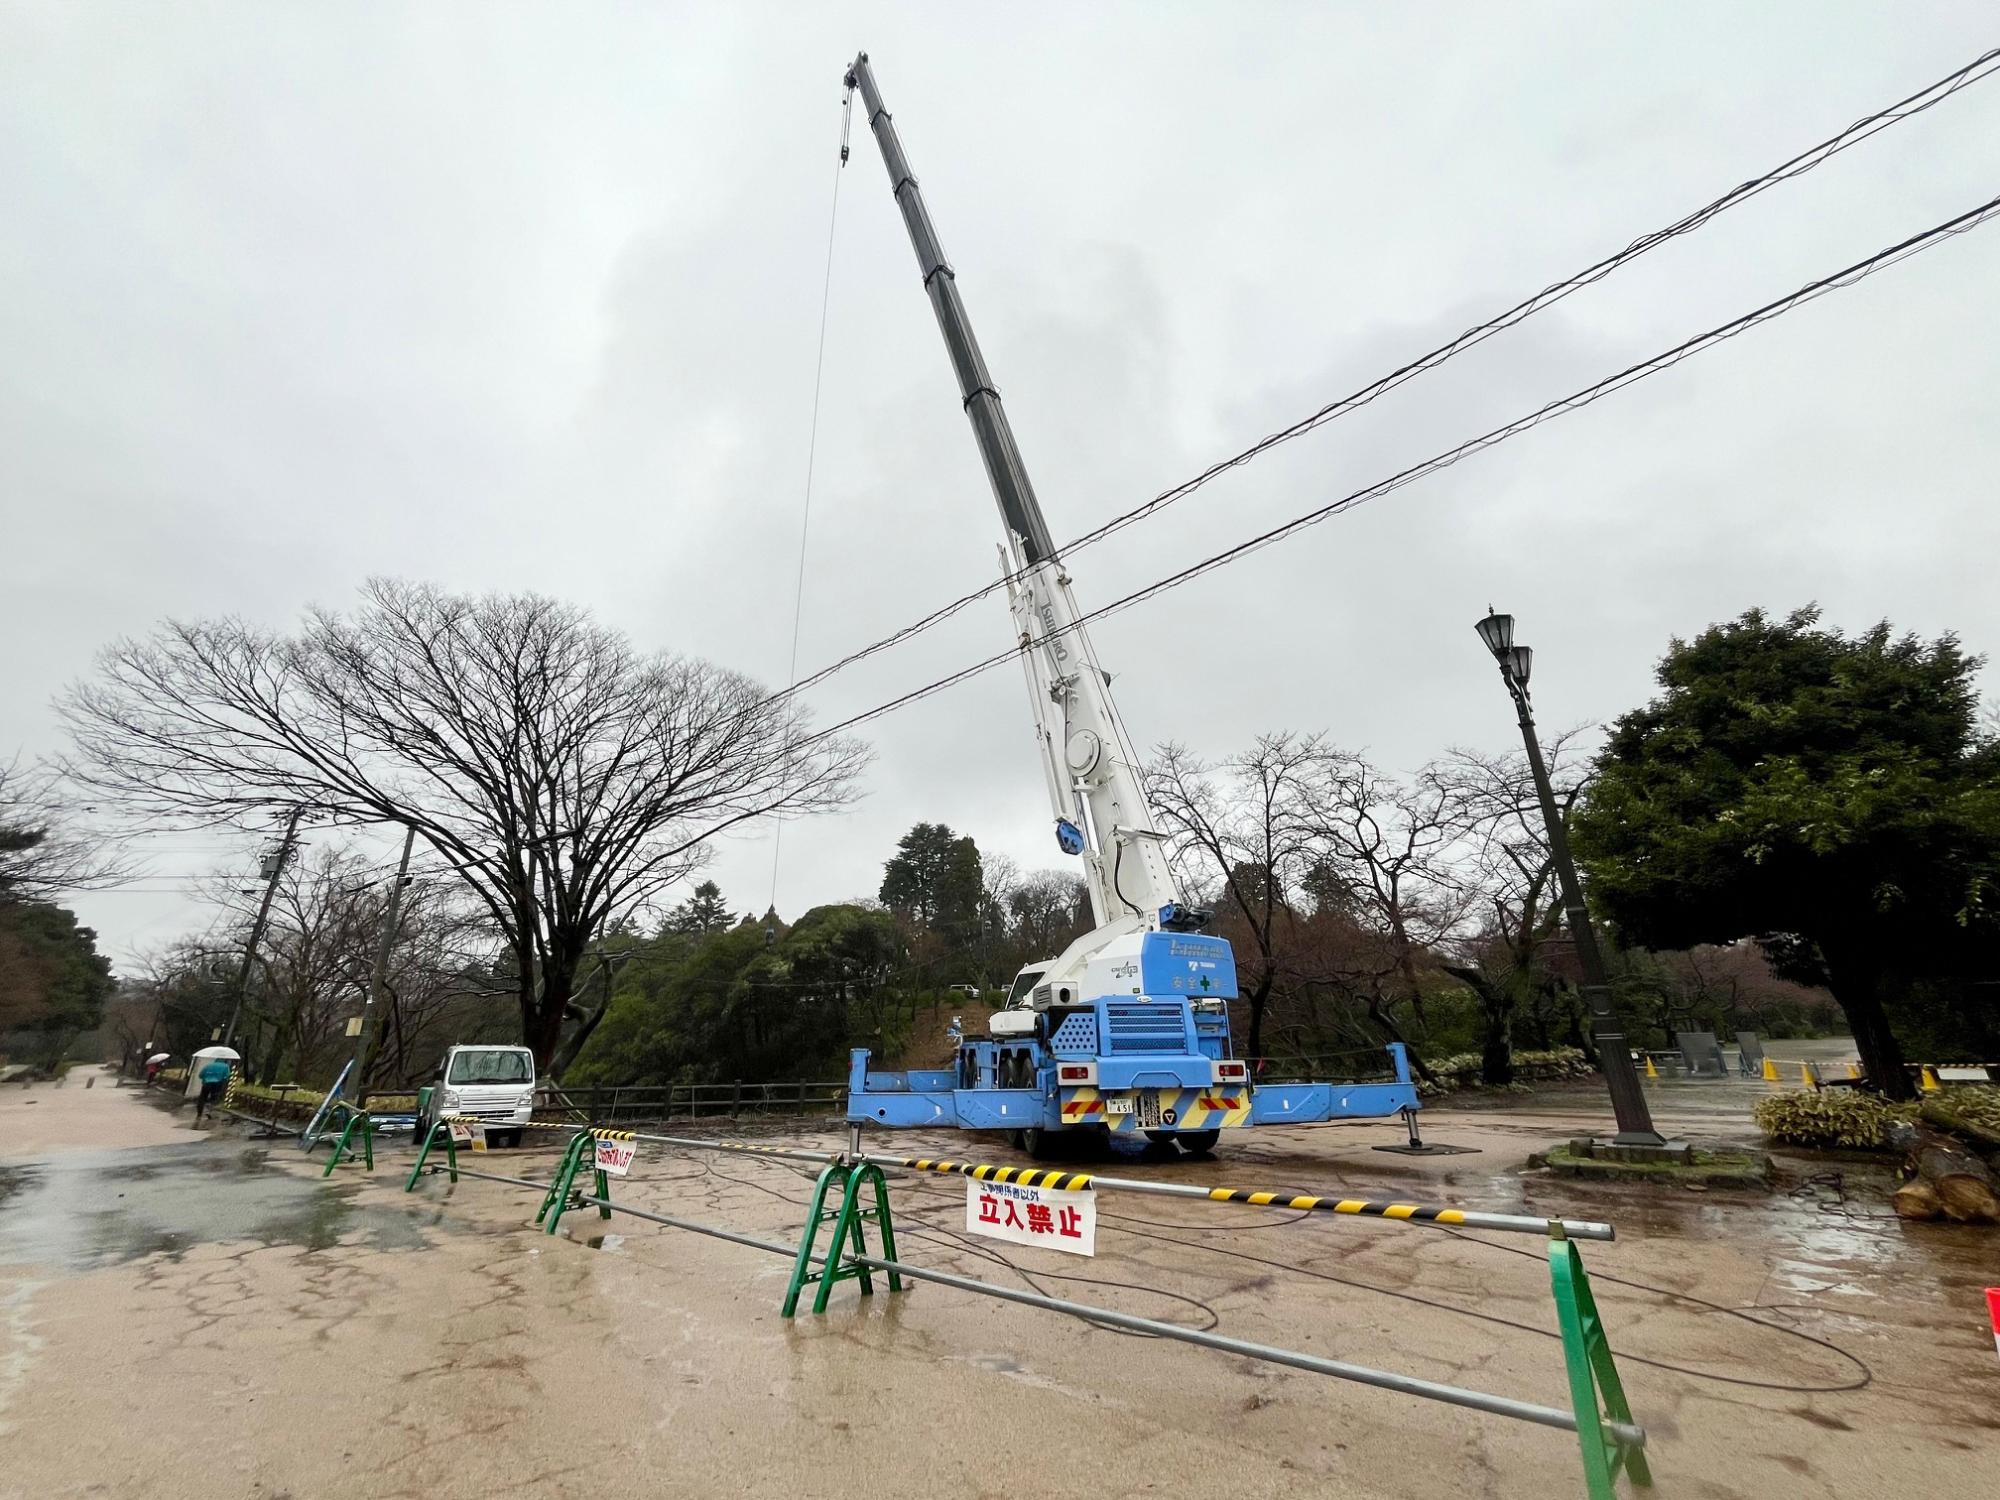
top-left (413, 1044), bottom-right (537, 1148)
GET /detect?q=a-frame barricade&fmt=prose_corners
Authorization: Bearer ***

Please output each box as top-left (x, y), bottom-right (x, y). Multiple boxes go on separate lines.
top-left (538, 1129), bottom-right (627, 1234)
top-left (1548, 1227), bottom-right (1652, 1498)
top-left (783, 1159), bottom-right (901, 1317)
top-left (319, 1101), bottom-right (375, 1178)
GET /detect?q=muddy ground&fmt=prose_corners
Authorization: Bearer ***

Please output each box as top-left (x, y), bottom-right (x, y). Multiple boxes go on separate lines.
top-left (1, 1060), bottom-right (1993, 1499)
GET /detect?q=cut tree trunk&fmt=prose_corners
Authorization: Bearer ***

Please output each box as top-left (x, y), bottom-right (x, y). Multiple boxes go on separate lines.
top-left (1892, 1180), bottom-right (1941, 1221)
top-left (1919, 1097), bottom-right (2000, 1153)
top-left (1904, 1126), bottom-right (1999, 1224)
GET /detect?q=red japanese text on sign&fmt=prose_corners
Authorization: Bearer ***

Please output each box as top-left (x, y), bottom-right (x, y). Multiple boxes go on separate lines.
top-left (964, 1178), bottom-right (1095, 1257)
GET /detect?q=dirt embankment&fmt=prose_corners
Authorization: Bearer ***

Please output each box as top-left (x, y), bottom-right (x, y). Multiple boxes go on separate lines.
top-left (884, 1001), bottom-right (1006, 1069)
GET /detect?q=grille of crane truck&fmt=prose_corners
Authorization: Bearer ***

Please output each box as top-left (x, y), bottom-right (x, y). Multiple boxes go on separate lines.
top-left (1101, 1003), bottom-right (1191, 1054)
top-left (1050, 1013), bottom-right (1099, 1055)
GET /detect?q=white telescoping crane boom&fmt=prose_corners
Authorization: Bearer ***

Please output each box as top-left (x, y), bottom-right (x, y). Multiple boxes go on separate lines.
top-left (844, 53), bottom-right (1208, 1002)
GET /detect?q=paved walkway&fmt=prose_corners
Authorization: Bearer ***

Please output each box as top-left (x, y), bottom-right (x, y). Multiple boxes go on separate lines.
top-left (0, 1054), bottom-right (1992, 1499)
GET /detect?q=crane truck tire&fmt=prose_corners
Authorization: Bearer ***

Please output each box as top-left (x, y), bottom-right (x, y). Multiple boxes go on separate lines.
top-left (1176, 1129), bottom-right (1221, 1155)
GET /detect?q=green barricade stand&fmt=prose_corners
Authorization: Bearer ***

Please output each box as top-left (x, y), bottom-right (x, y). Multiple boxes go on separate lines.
top-left (537, 1129), bottom-right (626, 1234)
top-left (1548, 1227), bottom-right (1651, 1497)
top-left (319, 1101), bottom-right (375, 1178)
top-left (783, 1160), bottom-right (901, 1317)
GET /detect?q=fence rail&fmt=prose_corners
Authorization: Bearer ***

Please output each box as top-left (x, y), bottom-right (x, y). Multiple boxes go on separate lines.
top-left (535, 1079), bottom-right (848, 1125)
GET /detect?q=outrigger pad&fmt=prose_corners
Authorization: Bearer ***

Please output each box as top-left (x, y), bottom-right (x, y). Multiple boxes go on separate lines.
top-left (1372, 1142), bottom-right (1481, 1156)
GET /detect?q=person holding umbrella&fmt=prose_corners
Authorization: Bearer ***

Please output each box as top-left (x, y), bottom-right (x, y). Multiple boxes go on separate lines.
top-left (190, 1047), bottom-right (238, 1123)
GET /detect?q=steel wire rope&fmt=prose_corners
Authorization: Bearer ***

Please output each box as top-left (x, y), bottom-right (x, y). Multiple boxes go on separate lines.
top-left (767, 93), bottom-right (852, 912)
top-left (664, 1146), bottom-right (1224, 1335)
top-left (786, 190), bottom-right (2000, 749)
top-left (880, 1166), bottom-right (1872, 1391)
top-left (1083, 1204), bottom-right (1872, 1394)
top-left (658, 1141), bottom-right (1874, 1390)
top-left (766, 45), bottom-right (2000, 708)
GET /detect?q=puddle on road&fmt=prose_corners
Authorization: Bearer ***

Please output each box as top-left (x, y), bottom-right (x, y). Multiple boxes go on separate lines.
top-left (0, 1141), bottom-right (428, 1273)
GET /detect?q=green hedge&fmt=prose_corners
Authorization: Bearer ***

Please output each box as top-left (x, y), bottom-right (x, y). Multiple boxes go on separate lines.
top-left (1752, 1088), bottom-right (1917, 1150)
top-left (1417, 1046), bottom-right (1593, 1097)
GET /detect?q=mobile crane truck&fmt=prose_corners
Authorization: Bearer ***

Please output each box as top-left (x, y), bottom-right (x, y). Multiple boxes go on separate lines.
top-left (841, 53), bottom-right (1421, 1156)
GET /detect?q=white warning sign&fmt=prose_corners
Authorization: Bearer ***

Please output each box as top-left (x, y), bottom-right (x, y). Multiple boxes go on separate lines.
top-left (965, 1177), bottom-right (1095, 1257)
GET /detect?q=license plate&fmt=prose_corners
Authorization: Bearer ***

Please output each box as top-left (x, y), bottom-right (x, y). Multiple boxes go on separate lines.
top-left (1104, 1097), bottom-right (1134, 1115)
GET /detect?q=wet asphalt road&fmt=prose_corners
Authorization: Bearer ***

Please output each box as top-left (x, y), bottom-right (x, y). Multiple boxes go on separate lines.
top-left (1, 1065), bottom-right (1996, 1499)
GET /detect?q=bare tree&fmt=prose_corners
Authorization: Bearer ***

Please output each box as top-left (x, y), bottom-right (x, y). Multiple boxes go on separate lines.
top-left (1288, 751), bottom-right (1474, 1078)
top-left (1432, 734), bottom-right (1593, 1082)
top-left (60, 580), bottom-right (869, 1067)
top-left (0, 759), bottom-right (123, 903)
top-left (1147, 735), bottom-right (1326, 1060)
top-left (1005, 870), bottom-right (1092, 967)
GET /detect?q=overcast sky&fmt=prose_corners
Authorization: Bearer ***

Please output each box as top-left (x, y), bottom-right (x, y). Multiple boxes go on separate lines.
top-left (4, 3), bottom-right (1997, 970)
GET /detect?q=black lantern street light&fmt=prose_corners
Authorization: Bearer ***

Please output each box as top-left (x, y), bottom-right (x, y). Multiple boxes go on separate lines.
top-left (1474, 610), bottom-right (1665, 1146)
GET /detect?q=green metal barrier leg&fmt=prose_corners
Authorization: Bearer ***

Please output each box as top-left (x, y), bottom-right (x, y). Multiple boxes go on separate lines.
top-left (405, 1121), bottom-right (459, 1190)
top-left (815, 1173), bottom-right (873, 1314)
top-left (594, 1167), bottom-right (612, 1219)
top-left (323, 1114), bottom-right (358, 1178)
top-left (359, 1117), bottom-right (374, 1171)
top-left (539, 1133), bottom-right (593, 1230)
top-left (864, 1165), bottom-right (902, 1294)
top-left (782, 1162), bottom-right (847, 1318)
top-left (1550, 1235), bottom-right (1652, 1496)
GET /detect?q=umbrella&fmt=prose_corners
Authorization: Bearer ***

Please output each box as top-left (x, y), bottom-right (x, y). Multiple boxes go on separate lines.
top-left (146, 1052), bottom-right (170, 1065)
top-left (190, 1045), bottom-right (242, 1062)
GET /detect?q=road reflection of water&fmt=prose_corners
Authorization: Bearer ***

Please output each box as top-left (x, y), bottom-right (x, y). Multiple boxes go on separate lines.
top-left (0, 1142), bottom-right (427, 1273)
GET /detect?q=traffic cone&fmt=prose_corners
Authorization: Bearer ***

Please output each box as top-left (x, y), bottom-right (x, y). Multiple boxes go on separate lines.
top-left (1761, 1056), bottom-right (1779, 1082)
top-left (1847, 1061), bottom-right (1861, 1080)
top-left (1644, 1055), bottom-right (1658, 1080)
top-left (1921, 1066), bottom-right (1943, 1094)
top-left (1987, 1288), bottom-right (2000, 1363)
top-left (1800, 1062), bottom-right (1817, 1088)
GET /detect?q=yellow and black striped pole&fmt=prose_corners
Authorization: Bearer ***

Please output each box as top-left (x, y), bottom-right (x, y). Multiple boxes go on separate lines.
top-left (885, 1156), bottom-right (1613, 1240)
top-left (895, 1158), bottom-right (1097, 1193)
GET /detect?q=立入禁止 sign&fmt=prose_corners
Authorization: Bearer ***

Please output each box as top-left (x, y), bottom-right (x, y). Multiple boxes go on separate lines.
top-left (965, 1177), bottom-right (1095, 1256)
top-left (448, 1119), bottom-right (483, 1146)
top-left (591, 1136), bottom-right (638, 1177)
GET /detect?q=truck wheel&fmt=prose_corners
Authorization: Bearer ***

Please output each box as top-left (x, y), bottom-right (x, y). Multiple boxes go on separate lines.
top-left (1176, 1130), bottom-right (1221, 1156)
top-left (1021, 1127), bottom-right (1053, 1160)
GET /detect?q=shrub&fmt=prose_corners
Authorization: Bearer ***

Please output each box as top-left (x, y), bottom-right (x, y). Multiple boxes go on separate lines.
top-left (1928, 1084), bottom-right (2000, 1135)
top-left (1753, 1088), bottom-right (1917, 1150)
top-left (1417, 1045), bottom-right (1592, 1096)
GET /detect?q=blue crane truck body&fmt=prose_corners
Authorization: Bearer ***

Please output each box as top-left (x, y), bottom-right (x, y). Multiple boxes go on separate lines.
top-left (845, 931), bottom-right (1421, 1150)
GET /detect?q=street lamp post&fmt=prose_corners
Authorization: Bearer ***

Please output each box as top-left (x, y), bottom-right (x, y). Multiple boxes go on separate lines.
top-left (1474, 610), bottom-right (1666, 1147)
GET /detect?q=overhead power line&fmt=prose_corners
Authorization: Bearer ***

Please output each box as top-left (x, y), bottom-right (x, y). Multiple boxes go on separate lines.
top-left (771, 44), bottom-right (2000, 706)
top-left (792, 190), bottom-right (2000, 746)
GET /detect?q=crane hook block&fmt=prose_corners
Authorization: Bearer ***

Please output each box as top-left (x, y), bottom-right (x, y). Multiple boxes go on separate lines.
top-left (1054, 819), bottom-right (1087, 856)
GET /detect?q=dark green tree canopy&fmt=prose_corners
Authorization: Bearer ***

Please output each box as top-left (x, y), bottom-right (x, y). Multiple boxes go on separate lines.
top-left (1573, 606), bottom-right (1999, 1095)
top-left (0, 900), bottom-right (115, 1063)
top-left (666, 880), bottom-right (734, 936)
top-left (878, 823), bottom-right (983, 937)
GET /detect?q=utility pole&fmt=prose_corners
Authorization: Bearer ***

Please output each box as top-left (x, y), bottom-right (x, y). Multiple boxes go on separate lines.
top-left (1473, 612), bottom-right (1669, 1149)
top-left (347, 826), bottom-right (417, 1100)
top-left (222, 805), bottom-right (305, 1050)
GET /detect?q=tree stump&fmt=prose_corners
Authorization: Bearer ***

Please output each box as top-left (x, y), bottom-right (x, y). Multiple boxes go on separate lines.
top-left (1903, 1127), bottom-right (1999, 1224)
